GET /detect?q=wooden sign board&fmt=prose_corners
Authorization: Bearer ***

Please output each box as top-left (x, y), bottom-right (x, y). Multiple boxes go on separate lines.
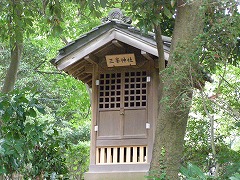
top-left (105, 54), bottom-right (136, 67)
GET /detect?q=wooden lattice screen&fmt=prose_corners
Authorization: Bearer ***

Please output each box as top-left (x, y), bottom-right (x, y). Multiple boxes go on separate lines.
top-left (124, 71), bottom-right (147, 108)
top-left (99, 73), bottom-right (121, 109)
top-left (96, 146), bottom-right (147, 164)
top-left (98, 71), bottom-right (147, 110)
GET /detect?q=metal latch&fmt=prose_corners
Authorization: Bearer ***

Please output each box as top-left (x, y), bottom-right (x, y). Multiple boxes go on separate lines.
top-left (95, 80), bottom-right (99, 85)
top-left (146, 123), bottom-right (150, 129)
top-left (147, 76), bottom-right (151, 82)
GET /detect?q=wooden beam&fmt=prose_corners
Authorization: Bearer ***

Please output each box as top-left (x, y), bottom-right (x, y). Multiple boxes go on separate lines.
top-left (84, 54), bottom-right (98, 65)
top-left (76, 73), bottom-right (86, 81)
top-left (66, 60), bottom-right (86, 75)
top-left (63, 59), bottom-right (83, 72)
top-left (84, 64), bottom-right (93, 73)
top-left (81, 74), bottom-right (92, 82)
top-left (112, 40), bottom-right (125, 49)
top-left (141, 50), bottom-right (153, 61)
top-left (94, 43), bottom-right (113, 55)
top-left (85, 77), bottom-right (92, 85)
top-left (72, 66), bottom-right (85, 77)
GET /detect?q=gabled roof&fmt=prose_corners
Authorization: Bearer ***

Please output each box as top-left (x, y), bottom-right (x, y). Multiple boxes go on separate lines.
top-left (51, 20), bottom-right (171, 71)
top-left (50, 20), bottom-right (171, 86)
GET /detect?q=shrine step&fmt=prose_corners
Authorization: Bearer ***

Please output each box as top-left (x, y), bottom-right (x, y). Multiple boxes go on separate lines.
top-left (84, 171), bottom-right (147, 180)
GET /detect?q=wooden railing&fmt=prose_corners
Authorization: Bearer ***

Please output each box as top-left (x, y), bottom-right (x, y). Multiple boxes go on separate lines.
top-left (96, 146), bottom-right (147, 164)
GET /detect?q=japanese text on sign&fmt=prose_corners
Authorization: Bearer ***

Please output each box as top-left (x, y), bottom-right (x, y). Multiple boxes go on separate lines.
top-left (105, 54), bottom-right (136, 67)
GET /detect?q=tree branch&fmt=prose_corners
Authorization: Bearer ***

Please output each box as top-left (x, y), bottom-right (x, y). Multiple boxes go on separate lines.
top-left (34, 59), bottom-right (66, 76)
top-left (35, 70), bottom-right (66, 76)
top-left (200, 90), bottom-right (219, 177)
top-left (154, 23), bottom-right (165, 102)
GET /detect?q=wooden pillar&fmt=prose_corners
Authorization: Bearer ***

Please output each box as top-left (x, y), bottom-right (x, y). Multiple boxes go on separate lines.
top-left (90, 64), bottom-right (98, 165)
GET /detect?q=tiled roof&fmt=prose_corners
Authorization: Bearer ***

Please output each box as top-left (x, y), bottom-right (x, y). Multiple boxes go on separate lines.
top-left (51, 20), bottom-right (171, 66)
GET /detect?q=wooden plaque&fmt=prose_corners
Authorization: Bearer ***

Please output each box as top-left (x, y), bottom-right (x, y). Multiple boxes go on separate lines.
top-left (105, 54), bottom-right (136, 67)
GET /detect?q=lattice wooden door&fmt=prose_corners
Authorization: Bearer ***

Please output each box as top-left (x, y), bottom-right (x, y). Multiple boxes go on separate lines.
top-left (97, 71), bottom-right (148, 139)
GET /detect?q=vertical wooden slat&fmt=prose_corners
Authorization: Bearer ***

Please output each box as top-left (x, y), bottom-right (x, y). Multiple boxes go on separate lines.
top-left (107, 147), bottom-right (112, 163)
top-left (113, 147), bottom-right (118, 163)
top-left (139, 146), bottom-right (144, 163)
top-left (100, 147), bottom-right (105, 163)
top-left (145, 146), bottom-right (148, 162)
top-left (126, 146), bottom-right (131, 163)
top-left (133, 146), bottom-right (137, 163)
top-left (120, 147), bottom-right (124, 163)
top-left (97, 146), bottom-right (147, 164)
top-left (96, 148), bottom-right (100, 164)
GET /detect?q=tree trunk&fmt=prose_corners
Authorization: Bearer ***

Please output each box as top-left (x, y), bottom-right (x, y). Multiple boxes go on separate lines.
top-left (1, 42), bottom-right (23, 93)
top-left (1, 0), bottom-right (24, 93)
top-left (150, 1), bottom-right (205, 179)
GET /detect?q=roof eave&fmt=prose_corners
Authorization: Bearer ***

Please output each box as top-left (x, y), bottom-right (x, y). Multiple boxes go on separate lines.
top-left (54, 28), bottom-right (169, 71)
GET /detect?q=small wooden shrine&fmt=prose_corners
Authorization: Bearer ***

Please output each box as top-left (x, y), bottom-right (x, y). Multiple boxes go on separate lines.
top-left (51, 9), bottom-right (171, 180)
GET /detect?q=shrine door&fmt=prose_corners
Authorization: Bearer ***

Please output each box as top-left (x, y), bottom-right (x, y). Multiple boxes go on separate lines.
top-left (97, 71), bottom-right (148, 139)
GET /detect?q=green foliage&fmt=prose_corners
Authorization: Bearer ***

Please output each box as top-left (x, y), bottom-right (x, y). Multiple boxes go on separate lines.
top-left (1, 35), bottom-right (92, 177)
top-left (66, 141), bottom-right (90, 179)
top-left (223, 162), bottom-right (240, 179)
top-left (180, 162), bottom-right (240, 180)
top-left (121, 0), bottom-right (175, 36)
top-left (200, 0), bottom-right (240, 72)
top-left (229, 173), bottom-right (240, 180)
top-left (184, 63), bottom-right (240, 178)
top-left (22, 38), bottom-right (91, 178)
top-left (23, 127), bottom-right (69, 179)
top-left (180, 163), bottom-right (213, 180)
top-left (0, 88), bottom-right (44, 174)
top-left (0, 89), bottom-right (69, 178)
top-left (146, 147), bottom-right (167, 180)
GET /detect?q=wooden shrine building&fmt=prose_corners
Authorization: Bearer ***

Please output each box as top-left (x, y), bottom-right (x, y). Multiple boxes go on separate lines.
top-left (51, 9), bottom-right (171, 180)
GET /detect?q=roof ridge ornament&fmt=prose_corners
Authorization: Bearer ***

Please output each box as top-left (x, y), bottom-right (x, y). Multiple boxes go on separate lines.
top-left (101, 8), bottom-right (132, 24)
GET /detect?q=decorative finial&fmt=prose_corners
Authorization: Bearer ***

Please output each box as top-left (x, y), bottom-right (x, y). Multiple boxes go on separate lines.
top-left (108, 8), bottom-right (123, 20)
top-left (101, 8), bottom-right (132, 24)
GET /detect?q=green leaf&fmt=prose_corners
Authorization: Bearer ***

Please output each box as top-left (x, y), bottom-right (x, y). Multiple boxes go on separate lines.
top-left (180, 166), bottom-right (190, 177)
top-left (0, 139), bottom-right (5, 155)
top-left (100, 0), bottom-right (107, 7)
top-left (235, 122), bottom-right (240, 127)
top-left (36, 105), bottom-right (46, 114)
top-left (0, 102), bottom-right (3, 110)
top-left (29, 108), bottom-right (37, 117)
top-left (230, 173), bottom-right (240, 180)
top-left (15, 142), bottom-right (24, 156)
top-left (0, 166), bottom-right (6, 174)
top-left (180, 163), bottom-right (211, 179)
top-left (19, 95), bottom-right (29, 103)
top-left (2, 111), bottom-right (11, 122)
top-left (163, 7), bottom-right (172, 19)
top-left (53, 129), bottom-right (59, 136)
top-left (24, 122), bottom-right (32, 133)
